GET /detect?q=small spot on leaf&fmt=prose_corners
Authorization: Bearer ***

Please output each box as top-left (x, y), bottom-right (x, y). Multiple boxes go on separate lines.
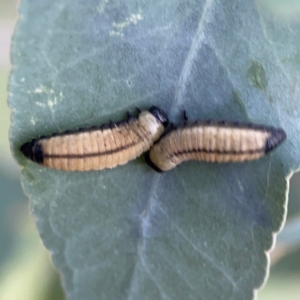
top-left (247, 60), bottom-right (268, 91)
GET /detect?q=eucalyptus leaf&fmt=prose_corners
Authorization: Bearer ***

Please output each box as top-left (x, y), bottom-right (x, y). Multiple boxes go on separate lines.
top-left (9, 0), bottom-right (300, 299)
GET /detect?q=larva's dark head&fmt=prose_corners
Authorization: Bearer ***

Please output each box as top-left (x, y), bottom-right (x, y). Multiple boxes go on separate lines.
top-left (20, 140), bottom-right (44, 164)
top-left (149, 106), bottom-right (169, 127)
top-left (145, 152), bottom-right (164, 173)
top-left (265, 128), bottom-right (286, 154)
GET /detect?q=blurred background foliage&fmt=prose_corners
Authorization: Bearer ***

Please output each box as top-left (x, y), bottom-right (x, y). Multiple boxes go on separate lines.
top-left (0, 1), bottom-right (64, 299)
top-left (0, 0), bottom-right (299, 299)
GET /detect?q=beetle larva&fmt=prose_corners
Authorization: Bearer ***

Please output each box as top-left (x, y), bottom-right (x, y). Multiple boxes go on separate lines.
top-left (20, 106), bottom-right (168, 171)
top-left (147, 117), bottom-right (286, 172)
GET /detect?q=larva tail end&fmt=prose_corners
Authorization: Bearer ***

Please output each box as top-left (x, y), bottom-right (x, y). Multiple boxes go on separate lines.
top-left (145, 153), bottom-right (164, 173)
top-left (149, 106), bottom-right (169, 127)
top-left (20, 141), bottom-right (34, 160)
top-left (20, 141), bottom-right (44, 164)
top-left (265, 128), bottom-right (286, 154)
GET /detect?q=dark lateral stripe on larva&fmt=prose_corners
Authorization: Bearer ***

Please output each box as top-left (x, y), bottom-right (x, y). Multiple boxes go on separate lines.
top-left (147, 116), bottom-right (286, 172)
top-left (172, 126), bottom-right (286, 155)
top-left (20, 106), bottom-right (169, 171)
top-left (170, 147), bottom-right (265, 159)
top-left (43, 140), bottom-right (139, 159)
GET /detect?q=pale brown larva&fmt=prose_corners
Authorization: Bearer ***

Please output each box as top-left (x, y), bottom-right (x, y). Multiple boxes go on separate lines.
top-left (20, 106), bottom-right (168, 171)
top-left (146, 116), bottom-right (286, 172)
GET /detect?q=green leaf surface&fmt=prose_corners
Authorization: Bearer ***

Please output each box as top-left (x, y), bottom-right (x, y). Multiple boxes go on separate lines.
top-left (9, 0), bottom-right (300, 299)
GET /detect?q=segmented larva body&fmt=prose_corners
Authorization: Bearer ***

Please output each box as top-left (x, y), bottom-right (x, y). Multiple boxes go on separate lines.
top-left (20, 107), bottom-right (168, 171)
top-left (147, 120), bottom-right (286, 172)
